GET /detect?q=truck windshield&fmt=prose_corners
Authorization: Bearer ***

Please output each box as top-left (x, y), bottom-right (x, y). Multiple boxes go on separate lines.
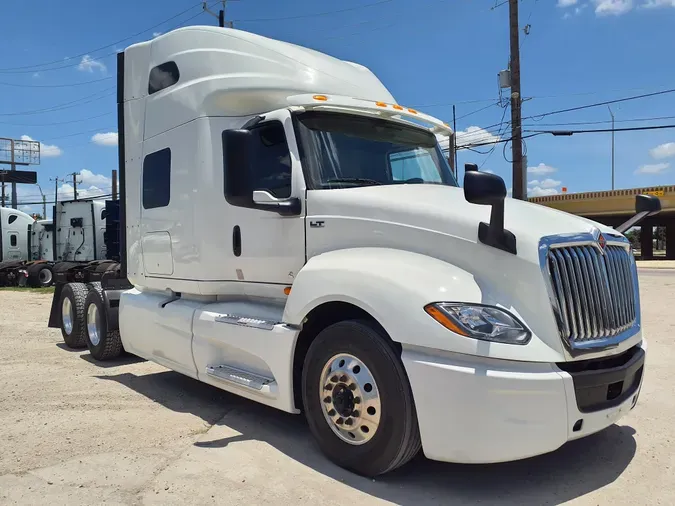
top-left (293, 111), bottom-right (458, 189)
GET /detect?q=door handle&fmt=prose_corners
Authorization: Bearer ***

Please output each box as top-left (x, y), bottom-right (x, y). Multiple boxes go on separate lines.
top-left (232, 225), bottom-right (241, 257)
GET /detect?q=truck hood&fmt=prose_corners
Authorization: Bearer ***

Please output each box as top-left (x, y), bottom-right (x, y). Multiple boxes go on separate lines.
top-left (305, 184), bottom-right (635, 363)
top-left (305, 184), bottom-right (620, 265)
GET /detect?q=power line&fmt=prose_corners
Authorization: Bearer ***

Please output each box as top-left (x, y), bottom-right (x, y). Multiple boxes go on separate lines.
top-left (524, 87), bottom-right (675, 122)
top-left (526, 123), bottom-right (675, 135)
top-left (457, 132), bottom-right (543, 150)
top-left (522, 114), bottom-right (675, 128)
top-left (0, 87), bottom-right (115, 116)
top-left (455, 102), bottom-right (500, 121)
top-left (38, 125), bottom-right (117, 142)
top-left (0, 1), bottom-right (205, 73)
top-left (0, 111), bottom-right (114, 127)
top-left (479, 105), bottom-right (510, 169)
top-left (0, 76), bottom-right (114, 88)
top-left (235, 0), bottom-right (393, 22)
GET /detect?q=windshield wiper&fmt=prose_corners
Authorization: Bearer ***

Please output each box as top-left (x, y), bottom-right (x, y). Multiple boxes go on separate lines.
top-left (324, 178), bottom-right (383, 186)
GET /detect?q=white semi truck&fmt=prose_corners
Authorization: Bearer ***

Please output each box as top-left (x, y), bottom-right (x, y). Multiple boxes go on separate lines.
top-left (0, 199), bottom-right (116, 287)
top-left (0, 207), bottom-right (53, 287)
top-left (47, 26), bottom-right (659, 477)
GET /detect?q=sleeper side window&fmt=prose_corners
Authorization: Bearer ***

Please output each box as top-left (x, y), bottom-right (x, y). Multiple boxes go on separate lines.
top-left (10, 234), bottom-right (17, 247)
top-left (142, 148), bottom-right (171, 209)
top-left (148, 62), bottom-right (180, 95)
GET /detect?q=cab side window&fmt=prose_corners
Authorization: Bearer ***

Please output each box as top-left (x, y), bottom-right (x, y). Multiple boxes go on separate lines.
top-left (223, 122), bottom-right (292, 207)
top-left (250, 123), bottom-right (292, 199)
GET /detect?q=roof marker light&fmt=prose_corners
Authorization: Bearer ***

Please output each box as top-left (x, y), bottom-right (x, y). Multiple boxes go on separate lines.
top-left (375, 101), bottom-right (387, 107)
top-left (313, 95), bottom-right (328, 101)
top-left (393, 104), bottom-right (404, 111)
top-left (407, 108), bottom-right (418, 114)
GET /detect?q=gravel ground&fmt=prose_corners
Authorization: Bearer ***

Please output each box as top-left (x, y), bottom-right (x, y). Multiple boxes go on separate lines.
top-left (0, 271), bottom-right (673, 505)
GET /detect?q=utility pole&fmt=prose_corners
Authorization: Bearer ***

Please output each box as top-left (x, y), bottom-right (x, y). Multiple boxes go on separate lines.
top-left (68, 172), bottom-right (81, 201)
top-left (509, 0), bottom-right (525, 200)
top-left (203, 1), bottom-right (235, 28)
top-left (10, 139), bottom-right (18, 209)
top-left (608, 106), bottom-right (615, 190)
top-left (35, 183), bottom-right (47, 218)
top-left (112, 169), bottom-right (118, 200)
top-left (1, 179), bottom-right (5, 207)
top-left (50, 177), bottom-right (63, 215)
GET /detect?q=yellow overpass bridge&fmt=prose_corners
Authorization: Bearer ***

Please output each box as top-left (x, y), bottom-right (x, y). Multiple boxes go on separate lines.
top-left (530, 185), bottom-right (675, 259)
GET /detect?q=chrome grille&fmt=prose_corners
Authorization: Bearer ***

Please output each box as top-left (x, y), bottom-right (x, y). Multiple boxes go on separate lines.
top-left (547, 244), bottom-right (636, 343)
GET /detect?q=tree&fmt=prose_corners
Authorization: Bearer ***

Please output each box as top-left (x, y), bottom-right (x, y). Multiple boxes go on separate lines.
top-left (625, 228), bottom-right (640, 249)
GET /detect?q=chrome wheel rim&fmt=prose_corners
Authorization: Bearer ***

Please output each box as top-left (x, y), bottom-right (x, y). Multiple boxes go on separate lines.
top-left (87, 303), bottom-right (101, 346)
top-left (39, 268), bottom-right (52, 285)
top-left (319, 353), bottom-right (381, 445)
top-left (62, 297), bottom-right (73, 335)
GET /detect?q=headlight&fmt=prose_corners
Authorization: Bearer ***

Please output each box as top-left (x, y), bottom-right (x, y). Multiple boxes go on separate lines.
top-left (424, 303), bottom-right (530, 345)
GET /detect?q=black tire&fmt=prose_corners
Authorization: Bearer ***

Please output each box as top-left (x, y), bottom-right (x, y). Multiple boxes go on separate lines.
top-left (301, 319), bottom-right (422, 477)
top-left (84, 284), bottom-right (123, 361)
top-left (59, 283), bottom-right (88, 349)
top-left (27, 264), bottom-right (53, 288)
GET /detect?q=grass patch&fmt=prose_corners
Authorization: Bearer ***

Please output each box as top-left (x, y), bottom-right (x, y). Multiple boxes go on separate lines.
top-left (0, 286), bottom-right (55, 294)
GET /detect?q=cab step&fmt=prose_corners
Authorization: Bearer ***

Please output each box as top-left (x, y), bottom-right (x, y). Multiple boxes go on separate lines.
top-left (205, 364), bottom-right (276, 394)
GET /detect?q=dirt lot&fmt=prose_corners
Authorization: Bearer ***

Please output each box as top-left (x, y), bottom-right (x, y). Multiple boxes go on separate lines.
top-left (1, 270), bottom-right (674, 505)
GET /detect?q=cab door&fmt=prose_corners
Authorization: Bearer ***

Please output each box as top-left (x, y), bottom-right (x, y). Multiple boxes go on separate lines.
top-left (223, 109), bottom-right (306, 285)
top-left (5, 231), bottom-right (21, 260)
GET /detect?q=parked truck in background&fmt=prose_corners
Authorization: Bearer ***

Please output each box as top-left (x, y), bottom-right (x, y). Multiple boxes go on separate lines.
top-left (47, 26), bottom-right (657, 477)
top-left (31, 219), bottom-right (54, 262)
top-left (0, 198), bottom-right (118, 288)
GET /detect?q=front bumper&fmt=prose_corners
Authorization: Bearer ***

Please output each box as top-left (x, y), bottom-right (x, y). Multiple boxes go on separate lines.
top-left (402, 341), bottom-right (646, 464)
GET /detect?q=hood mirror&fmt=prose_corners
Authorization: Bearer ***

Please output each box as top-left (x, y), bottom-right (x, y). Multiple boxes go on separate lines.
top-left (464, 171), bottom-right (517, 255)
top-left (615, 194), bottom-right (662, 234)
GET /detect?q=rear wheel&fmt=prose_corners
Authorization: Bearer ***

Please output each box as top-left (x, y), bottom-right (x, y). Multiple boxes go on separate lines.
top-left (301, 319), bottom-right (421, 477)
top-left (84, 285), bottom-right (123, 361)
top-left (27, 264), bottom-right (53, 288)
top-left (59, 283), bottom-right (88, 349)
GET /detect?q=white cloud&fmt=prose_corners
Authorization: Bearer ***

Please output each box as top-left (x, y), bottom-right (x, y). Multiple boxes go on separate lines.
top-left (529, 187), bottom-right (560, 197)
top-left (529, 178), bottom-right (561, 189)
top-left (77, 55), bottom-right (107, 73)
top-left (57, 183), bottom-right (109, 201)
top-left (635, 162), bottom-right (670, 175)
top-left (80, 169), bottom-right (112, 188)
top-left (528, 177), bottom-right (562, 196)
top-left (593, 0), bottom-right (634, 15)
top-left (455, 126), bottom-right (501, 147)
top-left (558, 0), bottom-right (578, 6)
top-left (153, 32), bottom-right (163, 38)
top-left (649, 142), bottom-right (675, 159)
top-left (576, 4), bottom-right (589, 13)
top-left (20, 134), bottom-right (62, 158)
top-left (641, 0), bottom-right (675, 7)
top-left (528, 163), bottom-right (558, 175)
top-left (91, 132), bottom-right (118, 146)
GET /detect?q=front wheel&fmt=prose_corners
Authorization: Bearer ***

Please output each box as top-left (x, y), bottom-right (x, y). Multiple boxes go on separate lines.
top-left (301, 319), bottom-right (421, 477)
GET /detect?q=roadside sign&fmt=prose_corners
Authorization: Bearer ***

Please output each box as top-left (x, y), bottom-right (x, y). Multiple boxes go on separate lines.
top-left (0, 170), bottom-right (38, 184)
top-left (643, 190), bottom-right (665, 197)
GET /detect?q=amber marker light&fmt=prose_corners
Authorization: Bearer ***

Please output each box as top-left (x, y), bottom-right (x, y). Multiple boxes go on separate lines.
top-left (424, 304), bottom-right (469, 336)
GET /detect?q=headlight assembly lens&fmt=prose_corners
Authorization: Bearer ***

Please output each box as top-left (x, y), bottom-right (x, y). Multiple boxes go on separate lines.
top-left (424, 303), bottom-right (530, 345)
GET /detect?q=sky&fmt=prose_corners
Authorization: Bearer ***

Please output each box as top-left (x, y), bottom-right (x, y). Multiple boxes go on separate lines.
top-left (1, 0), bottom-right (674, 217)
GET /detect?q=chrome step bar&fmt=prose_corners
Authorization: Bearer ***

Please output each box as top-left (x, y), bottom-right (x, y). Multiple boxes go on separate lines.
top-left (206, 364), bottom-right (276, 394)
